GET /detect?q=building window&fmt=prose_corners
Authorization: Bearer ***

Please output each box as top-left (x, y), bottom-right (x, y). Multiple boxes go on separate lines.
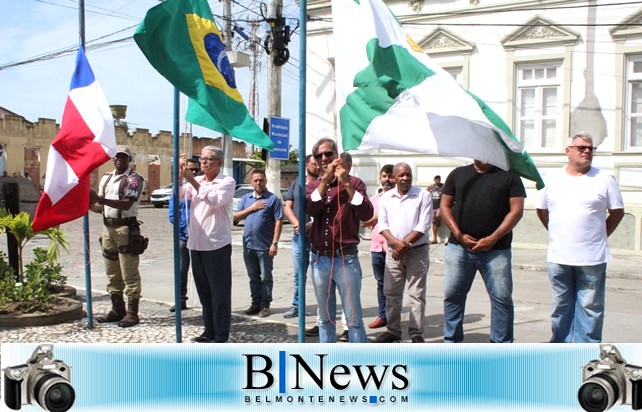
top-left (515, 62), bottom-right (562, 150)
top-left (444, 66), bottom-right (462, 84)
top-left (625, 55), bottom-right (642, 149)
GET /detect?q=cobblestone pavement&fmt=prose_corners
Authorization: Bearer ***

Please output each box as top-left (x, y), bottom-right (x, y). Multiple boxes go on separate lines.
top-left (0, 292), bottom-right (301, 344)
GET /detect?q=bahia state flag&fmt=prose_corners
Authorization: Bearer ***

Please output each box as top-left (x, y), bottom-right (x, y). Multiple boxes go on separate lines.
top-left (32, 46), bottom-right (116, 232)
top-left (134, 0), bottom-right (274, 150)
top-left (333, 0), bottom-right (544, 189)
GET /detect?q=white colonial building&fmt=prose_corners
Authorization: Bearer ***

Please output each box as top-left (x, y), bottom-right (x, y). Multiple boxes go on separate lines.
top-left (305, 0), bottom-right (642, 254)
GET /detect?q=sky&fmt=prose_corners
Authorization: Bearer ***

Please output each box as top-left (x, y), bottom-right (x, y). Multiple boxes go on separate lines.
top-left (0, 0), bottom-right (301, 149)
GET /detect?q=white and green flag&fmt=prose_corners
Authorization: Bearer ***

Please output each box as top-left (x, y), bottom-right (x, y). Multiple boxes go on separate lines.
top-left (333, 0), bottom-right (544, 189)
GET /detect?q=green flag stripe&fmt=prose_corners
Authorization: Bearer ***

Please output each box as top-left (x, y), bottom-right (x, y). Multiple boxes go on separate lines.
top-left (134, 0), bottom-right (273, 150)
top-left (467, 91), bottom-right (545, 188)
top-left (341, 39), bottom-right (435, 150)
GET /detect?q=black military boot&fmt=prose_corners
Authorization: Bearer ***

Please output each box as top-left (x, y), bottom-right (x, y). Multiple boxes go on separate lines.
top-left (96, 293), bottom-right (126, 323)
top-left (118, 298), bottom-right (140, 328)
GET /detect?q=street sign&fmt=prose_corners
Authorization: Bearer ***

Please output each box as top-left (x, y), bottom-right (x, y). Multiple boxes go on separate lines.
top-left (269, 116), bottom-right (290, 160)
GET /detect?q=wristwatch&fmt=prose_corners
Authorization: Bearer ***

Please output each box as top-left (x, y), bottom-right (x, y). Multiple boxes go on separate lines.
top-left (272, 242), bottom-right (279, 246)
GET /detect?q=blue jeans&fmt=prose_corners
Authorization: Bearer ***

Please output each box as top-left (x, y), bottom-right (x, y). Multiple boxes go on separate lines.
top-left (291, 234), bottom-right (310, 307)
top-left (310, 252), bottom-right (366, 343)
top-left (547, 262), bottom-right (607, 343)
top-left (190, 245), bottom-right (232, 342)
top-left (243, 248), bottom-right (274, 308)
top-left (179, 239), bottom-right (190, 302)
top-left (443, 244), bottom-right (514, 343)
top-left (371, 251), bottom-right (387, 320)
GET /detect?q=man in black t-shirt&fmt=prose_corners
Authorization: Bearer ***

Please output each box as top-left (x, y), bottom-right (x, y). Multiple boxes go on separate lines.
top-left (440, 160), bottom-right (526, 343)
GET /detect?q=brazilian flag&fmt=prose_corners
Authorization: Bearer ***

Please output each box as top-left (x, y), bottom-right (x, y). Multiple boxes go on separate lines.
top-left (134, 0), bottom-right (274, 150)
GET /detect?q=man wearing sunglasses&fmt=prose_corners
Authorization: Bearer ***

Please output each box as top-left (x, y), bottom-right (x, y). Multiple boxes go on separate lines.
top-left (536, 132), bottom-right (624, 343)
top-left (306, 138), bottom-right (373, 343)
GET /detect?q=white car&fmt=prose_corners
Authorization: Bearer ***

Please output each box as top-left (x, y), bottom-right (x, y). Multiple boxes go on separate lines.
top-left (151, 183), bottom-right (172, 208)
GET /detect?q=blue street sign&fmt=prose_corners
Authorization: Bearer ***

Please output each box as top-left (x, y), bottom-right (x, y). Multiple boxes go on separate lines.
top-left (269, 116), bottom-right (290, 160)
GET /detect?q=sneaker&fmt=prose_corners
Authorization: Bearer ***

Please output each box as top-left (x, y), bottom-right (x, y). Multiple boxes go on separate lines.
top-left (373, 332), bottom-right (401, 343)
top-left (368, 317), bottom-right (387, 329)
top-left (283, 307), bottom-right (298, 319)
top-left (244, 305), bottom-right (261, 316)
top-left (305, 326), bottom-right (320, 336)
top-left (169, 302), bottom-right (188, 313)
top-left (338, 330), bottom-right (349, 342)
top-left (411, 336), bottom-right (425, 343)
top-left (259, 307), bottom-right (271, 318)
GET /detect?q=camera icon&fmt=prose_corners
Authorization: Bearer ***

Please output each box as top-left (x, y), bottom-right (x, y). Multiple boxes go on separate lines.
top-left (578, 344), bottom-right (642, 412)
top-left (3, 344), bottom-right (75, 412)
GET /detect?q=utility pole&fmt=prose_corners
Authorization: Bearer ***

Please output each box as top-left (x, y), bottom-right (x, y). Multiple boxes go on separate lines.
top-left (223, 0), bottom-right (234, 178)
top-left (247, 21), bottom-right (261, 154)
top-left (266, 0), bottom-right (283, 195)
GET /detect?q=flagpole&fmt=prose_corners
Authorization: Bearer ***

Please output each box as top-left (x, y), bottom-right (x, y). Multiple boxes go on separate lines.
top-left (77, 0), bottom-right (96, 330)
top-left (297, 0), bottom-right (307, 343)
top-left (172, 88), bottom-right (183, 343)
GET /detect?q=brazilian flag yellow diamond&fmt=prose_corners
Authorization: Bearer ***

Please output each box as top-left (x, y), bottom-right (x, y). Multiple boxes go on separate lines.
top-left (186, 14), bottom-right (243, 103)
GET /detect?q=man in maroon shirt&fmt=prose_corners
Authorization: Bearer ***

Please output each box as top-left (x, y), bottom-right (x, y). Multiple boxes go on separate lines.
top-left (306, 138), bottom-right (373, 343)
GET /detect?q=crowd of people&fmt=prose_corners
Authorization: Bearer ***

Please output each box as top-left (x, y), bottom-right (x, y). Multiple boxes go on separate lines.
top-left (91, 132), bottom-right (624, 344)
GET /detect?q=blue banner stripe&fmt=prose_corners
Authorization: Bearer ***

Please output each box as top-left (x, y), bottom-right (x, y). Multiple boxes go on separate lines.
top-left (2, 343), bottom-right (636, 411)
top-left (69, 46), bottom-right (95, 90)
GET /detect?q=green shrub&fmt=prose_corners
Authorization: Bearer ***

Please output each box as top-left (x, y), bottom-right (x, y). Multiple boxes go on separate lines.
top-left (0, 210), bottom-right (69, 314)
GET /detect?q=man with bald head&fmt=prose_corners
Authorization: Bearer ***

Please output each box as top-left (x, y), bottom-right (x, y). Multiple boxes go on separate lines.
top-left (373, 162), bottom-right (432, 343)
top-left (536, 132), bottom-right (624, 343)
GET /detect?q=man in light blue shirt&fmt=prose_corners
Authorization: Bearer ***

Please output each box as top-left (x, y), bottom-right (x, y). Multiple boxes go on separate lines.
top-left (234, 169), bottom-right (283, 318)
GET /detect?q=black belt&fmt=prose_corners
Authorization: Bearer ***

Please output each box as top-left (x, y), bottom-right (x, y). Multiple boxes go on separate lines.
top-left (311, 245), bottom-right (359, 257)
top-left (103, 217), bottom-right (137, 227)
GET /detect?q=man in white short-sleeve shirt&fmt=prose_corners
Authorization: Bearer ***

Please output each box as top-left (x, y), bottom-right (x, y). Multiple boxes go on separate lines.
top-left (536, 132), bottom-right (624, 343)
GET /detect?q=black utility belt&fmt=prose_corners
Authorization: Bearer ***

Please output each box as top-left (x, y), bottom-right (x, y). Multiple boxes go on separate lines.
top-left (103, 217), bottom-right (138, 227)
top-left (311, 245), bottom-right (359, 257)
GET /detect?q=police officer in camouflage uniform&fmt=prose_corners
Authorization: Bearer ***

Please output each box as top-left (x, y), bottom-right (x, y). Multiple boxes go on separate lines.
top-left (89, 145), bottom-right (145, 327)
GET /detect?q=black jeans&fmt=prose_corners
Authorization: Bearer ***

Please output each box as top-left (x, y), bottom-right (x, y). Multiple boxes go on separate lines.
top-left (179, 239), bottom-right (190, 301)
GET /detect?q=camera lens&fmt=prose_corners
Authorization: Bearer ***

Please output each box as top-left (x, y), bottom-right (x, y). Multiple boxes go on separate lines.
top-left (34, 373), bottom-right (75, 412)
top-left (578, 374), bottom-right (619, 412)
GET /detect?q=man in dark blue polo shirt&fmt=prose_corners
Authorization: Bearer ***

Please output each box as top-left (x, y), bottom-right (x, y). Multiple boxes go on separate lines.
top-left (234, 169), bottom-right (284, 318)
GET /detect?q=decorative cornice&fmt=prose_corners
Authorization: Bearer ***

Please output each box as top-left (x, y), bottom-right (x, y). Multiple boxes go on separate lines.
top-left (501, 15), bottom-right (580, 49)
top-left (610, 9), bottom-right (642, 40)
top-left (419, 27), bottom-right (475, 55)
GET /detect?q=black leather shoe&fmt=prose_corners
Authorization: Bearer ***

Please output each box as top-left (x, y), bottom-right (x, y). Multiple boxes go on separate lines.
top-left (169, 302), bottom-right (188, 313)
top-left (411, 336), bottom-right (425, 343)
top-left (191, 335), bottom-right (213, 343)
top-left (305, 326), bottom-right (320, 336)
top-left (338, 330), bottom-right (349, 342)
top-left (373, 332), bottom-right (401, 343)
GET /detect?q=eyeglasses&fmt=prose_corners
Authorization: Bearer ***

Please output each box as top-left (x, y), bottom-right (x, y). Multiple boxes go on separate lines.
top-left (187, 168), bottom-right (200, 173)
top-left (569, 145), bottom-right (597, 153)
top-left (200, 157), bottom-right (220, 163)
top-left (313, 150), bottom-right (335, 160)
